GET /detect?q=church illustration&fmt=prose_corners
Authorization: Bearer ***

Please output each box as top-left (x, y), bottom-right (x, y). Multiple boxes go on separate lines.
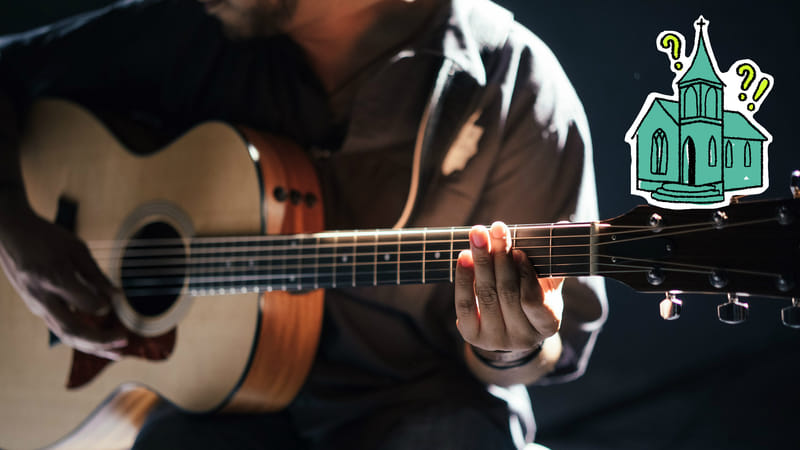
top-left (628, 18), bottom-right (770, 205)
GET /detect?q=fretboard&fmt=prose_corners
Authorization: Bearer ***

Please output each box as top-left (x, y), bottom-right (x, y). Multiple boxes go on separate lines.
top-left (180, 223), bottom-right (597, 296)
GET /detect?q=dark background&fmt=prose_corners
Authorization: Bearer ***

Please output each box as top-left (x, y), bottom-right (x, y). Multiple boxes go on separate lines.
top-left (2, 1), bottom-right (799, 449)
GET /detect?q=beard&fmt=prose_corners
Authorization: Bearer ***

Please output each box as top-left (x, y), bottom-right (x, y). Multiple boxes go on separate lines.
top-left (206, 0), bottom-right (298, 40)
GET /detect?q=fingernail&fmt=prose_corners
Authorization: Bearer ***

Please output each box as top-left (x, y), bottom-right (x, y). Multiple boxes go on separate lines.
top-left (457, 250), bottom-right (474, 268)
top-left (490, 221), bottom-right (506, 239)
top-left (112, 338), bottom-right (128, 348)
top-left (470, 227), bottom-right (487, 248)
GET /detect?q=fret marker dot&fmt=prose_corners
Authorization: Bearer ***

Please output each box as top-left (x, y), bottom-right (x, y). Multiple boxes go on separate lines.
top-left (434, 251), bottom-right (441, 259)
top-left (289, 274), bottom-right (296, 282)
top-left (342, 255), bottom-right (348, 263)
top-left (384, 254), bottom-right (391, 261)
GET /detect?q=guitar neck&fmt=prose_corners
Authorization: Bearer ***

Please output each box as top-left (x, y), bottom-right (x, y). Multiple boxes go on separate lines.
top-left (165, 223), bottom-right (598, 296)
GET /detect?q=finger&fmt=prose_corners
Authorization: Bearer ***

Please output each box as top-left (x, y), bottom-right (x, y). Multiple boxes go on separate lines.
top-left (490, 244), bottom-right (542, 350)
top-left (47, 270), bottom-right (110, 316)
top-left (454, 250), bottom-right (478, 343)
top-left (469, 225), bottom-right (504, 346)
top-left (489, 222), bottom-right (518, 309)
top-left (41, 295), bottom-right (127, 359)
top-left (517, 251), bottom-right (561, 337)
top-left (72, 243), bottom-right (118, 304)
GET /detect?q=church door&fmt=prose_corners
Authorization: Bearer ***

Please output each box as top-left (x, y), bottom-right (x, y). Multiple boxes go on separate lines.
top-left (684, 137), bottom-right (696, 185)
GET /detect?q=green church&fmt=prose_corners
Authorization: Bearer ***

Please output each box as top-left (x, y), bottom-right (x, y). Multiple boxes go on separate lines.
top-left (630, 20), bottom-right (768, 204)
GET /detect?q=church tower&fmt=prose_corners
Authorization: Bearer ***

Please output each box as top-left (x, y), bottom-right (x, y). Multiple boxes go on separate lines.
top-left (677, 17), bottom-right (724, 188)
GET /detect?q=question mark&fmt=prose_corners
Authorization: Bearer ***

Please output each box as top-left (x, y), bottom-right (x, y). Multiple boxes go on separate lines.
top-left (659, 33), bottom-right (683, 71)
top-left (736, 63), bottom-right (755, 102)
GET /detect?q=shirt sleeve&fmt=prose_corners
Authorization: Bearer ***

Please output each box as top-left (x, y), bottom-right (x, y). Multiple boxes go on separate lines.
top-left (472, 22), bottom-right (608, 384)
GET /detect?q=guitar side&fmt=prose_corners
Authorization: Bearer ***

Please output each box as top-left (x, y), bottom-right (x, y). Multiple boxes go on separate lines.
top-left (0, 100), bottom-right (323, 449)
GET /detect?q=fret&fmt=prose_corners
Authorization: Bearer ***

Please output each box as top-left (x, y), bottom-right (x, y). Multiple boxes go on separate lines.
top-left (332, 234), bottom-right (338, 288)
top-left (376, 232), bottom-right (399, 285)
top-left (399, 231), bottom-right (423, 285)
top-left (263, 237), bottom-right (276, 291)
top-left (355, 231), bottom-right (375, 287)
top-left (422, 228), bottom-right (427, 284)
top-left (549, 224), bottom-right (553, 278)
top-left (396, 232), bottom-right (401, 285)
top-left (299, 236), bottom-right (317, 290)
top-left (317, 235), bottom-right (336, 288)
top-left (314, 235), bottom-right (320, 289)
top-left (284, 237), bottom-right (301, 290)
top-left (514, 226), bottom-right (553, 276)
top-left (550, 224), bottom-right (592, 277)
top-left (424, 229), bottom-right (453, 284)
top-left (449, 227), bottom-right (454, 282)
top-left (373, 231), bottom-right (378, 286)
top-left (335, 234), bottom-right (355, 288)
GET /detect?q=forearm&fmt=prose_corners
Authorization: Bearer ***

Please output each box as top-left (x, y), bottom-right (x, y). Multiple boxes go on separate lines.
top-left (465, 333), bottom-right (562, 387)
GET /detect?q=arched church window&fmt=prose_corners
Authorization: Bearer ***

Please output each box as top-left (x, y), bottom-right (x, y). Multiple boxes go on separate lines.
top-left (650, 129), bottom-right (668, 175)
top-left (744, 141), bottom-right (752, 167)
top-left (684, 86), bottom-right (698, 117)
top-left (725, 141), bottom-right (734, 168)
top-left (704, 88), bottom-right (718, 119)
top-left (708, 136), bottom-right (717, 166)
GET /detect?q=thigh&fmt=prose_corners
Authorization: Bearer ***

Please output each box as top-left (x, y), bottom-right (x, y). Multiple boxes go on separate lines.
top-left (376, 405), bottom-right (517, 450)
top-left (132, 402), bottom-right (306, 450)
top-left (316, 404), bottom-right (517, 450)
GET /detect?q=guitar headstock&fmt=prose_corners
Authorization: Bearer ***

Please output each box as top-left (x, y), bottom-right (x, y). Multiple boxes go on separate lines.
top-left (598, 194), bottom-right (800, 326)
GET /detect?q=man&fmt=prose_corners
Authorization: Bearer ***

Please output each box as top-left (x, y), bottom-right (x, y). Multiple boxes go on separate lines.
top-left (0, 0), bottom-right (606, 448)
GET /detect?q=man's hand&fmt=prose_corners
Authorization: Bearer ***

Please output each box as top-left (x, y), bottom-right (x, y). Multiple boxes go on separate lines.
top-left (455, 221), bottom-right (563, 383)
top-left (0, 200), bottom-right (127, 360)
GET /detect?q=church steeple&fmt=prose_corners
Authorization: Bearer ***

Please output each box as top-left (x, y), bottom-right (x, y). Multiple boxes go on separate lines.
top-left (678, 17), bottom-right (724, 121)
top-left (678, 17), bottom-right (724, 88)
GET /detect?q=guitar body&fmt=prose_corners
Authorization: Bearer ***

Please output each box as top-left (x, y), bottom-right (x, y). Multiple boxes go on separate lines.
top-left (0, 100), bottom-right (324, 449)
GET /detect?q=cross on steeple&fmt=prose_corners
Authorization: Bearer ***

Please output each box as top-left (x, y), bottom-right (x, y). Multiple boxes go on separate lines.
top-left (696, 17), bottom-right (707, 29)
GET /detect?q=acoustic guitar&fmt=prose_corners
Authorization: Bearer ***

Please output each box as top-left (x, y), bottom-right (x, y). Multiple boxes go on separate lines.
top-left (1, 99), bottom-right (798, 449)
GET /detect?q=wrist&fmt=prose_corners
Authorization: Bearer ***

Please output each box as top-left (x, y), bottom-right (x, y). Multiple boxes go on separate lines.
top-left (469, 342), bottom-right (543, 370)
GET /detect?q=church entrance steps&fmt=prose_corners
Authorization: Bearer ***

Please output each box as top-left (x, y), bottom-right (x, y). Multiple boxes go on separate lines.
top-left (652, 182), bottom-right (723, 203)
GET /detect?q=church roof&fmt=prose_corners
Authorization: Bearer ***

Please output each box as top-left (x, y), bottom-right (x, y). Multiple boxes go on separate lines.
top-left (724, 111), bottom-right (768, 140)
top-left (678, 30), bottom-right (724, 87)
top-left (654, 98), bottom-right (679, 123)
top-left (632, 98), bottom-right (766, 141)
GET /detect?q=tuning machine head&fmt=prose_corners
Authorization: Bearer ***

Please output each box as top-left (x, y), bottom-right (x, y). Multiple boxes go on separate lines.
top-left (659, 292), bottom-right (682, 320)
top-left (781, 298), bottom-right (800, 328)
top-left (718, 293), bottom-right (749, 324)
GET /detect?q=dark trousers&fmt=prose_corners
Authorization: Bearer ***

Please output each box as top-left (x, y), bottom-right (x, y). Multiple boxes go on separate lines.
top-left (132, 401), bottom-right (518, 450)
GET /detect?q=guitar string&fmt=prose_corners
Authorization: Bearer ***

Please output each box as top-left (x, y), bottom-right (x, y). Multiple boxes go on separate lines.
top-left (84, 216), bottom-right (779, 261)
top-left (84, 220), bottom-right (722, 262)
top-left (117, 255), bottom-right (781, 290)
top-left (120, 257), bottom-right (598, 285)
top-left (87, 218), bottom-right (771, 269)
top-left (113, 246), bottom-right (781, 281)
top-left (118, 263), bottom-right (723, 298)
top-left (95, 236), bottom-right (590, 261)
top-left (82, 216), bottom-right (739, 251)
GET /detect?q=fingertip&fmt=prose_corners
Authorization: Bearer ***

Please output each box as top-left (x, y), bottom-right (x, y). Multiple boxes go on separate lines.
top-left (457, 250), bottom-right (474, 269)
top-left (469, 225), bottom-right (489, 249)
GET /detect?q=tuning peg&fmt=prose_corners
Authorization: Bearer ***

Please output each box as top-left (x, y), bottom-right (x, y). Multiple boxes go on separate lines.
top-left (791, 170), bottom-right (800, 199)
top-left (718, 294), bottom-right (749, 324)
top-left (781, 298), bottom-right (800, 328)
top-left (659, 293), bottom-right (682, 320)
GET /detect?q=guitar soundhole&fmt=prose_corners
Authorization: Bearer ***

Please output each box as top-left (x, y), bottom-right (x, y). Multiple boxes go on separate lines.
top-left (120, 221), bottom-right (186, 317)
